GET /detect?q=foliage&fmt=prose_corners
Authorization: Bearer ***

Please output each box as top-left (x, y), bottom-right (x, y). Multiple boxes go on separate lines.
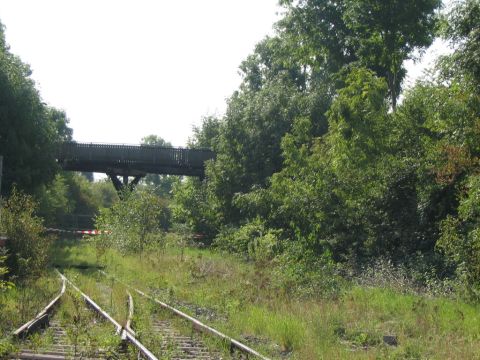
top-left (253, 68), bottom-right (395, 262)
top-left (342, 0), bottom-right (441, 107)
top-left (174, 0), bottom-right (442, 241)
top-left (141, 134), bottom-right (178, 197)
top-left (89, 178), bottom-right (118, 209)
top-left (437, 175), bottom-right (480, 301)
top-left (52, 238), bottom-right (480, 359)
top-left (214, 218), bottom-right (273, 259)
top-left (35, 173), bottom-right (118, 228)
top-left (0, 248), bottom-right (14, 290)
top-left (171, 177), bottom-right (219, 243)
top-left (95, 188), bottom-right (169, 254)
top-left (279, 0), bottom-right (441, 108)
top-left (0, 22), bottom-right (72, 195)
top-left (170, 0), bottom-right (480, 303)
top-left (441, 0), bottom-right (480, 91)
top-left (35, 173), bottom-right (74, 226)
top-left (0, 188), bottom-right (51, 278)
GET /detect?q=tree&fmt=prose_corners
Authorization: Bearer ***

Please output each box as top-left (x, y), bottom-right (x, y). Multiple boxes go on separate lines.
top-left (96, 188), bottom-right (169, 254)
top-left (46, 107), bottom-right (73, 142)
top-left (438, 175), bottom-right (480, 300)
top-left (0, 21), bottom-right (72, 195)
top-left (141, 135), bottom-right (176, 197)
top-left (267, 68), bottom-right (393, 260)
top-left (1, 189), bottom-right (51, 278)
top-left (189, 116), bottom-right (221, 149)
top-left (171, 177), bottom-right (219, 242)
top-left (279, 0), bottom-right (441, 108)
top-left (171, 0), bottom-right (477, 286)
top-left (441, 0), bottom-right (480, 92)
top-left (278, 0), bottom-right (356, 73)
top-left (36, 173), bottom-right (118, 228)
top-left (344, 0), bottom-right (441, 108)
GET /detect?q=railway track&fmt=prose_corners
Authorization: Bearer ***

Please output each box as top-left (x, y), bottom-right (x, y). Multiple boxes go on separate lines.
top-left (9, 270), bottom-right (270, 360)
top-left (11, 274), bottom-right (118, 359)
top-left (97, 271), bottom-right (270, 360)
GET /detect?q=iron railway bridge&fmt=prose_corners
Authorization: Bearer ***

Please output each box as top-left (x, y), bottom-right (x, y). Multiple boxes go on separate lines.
top-left (56, 142), bottom-right (215, 193)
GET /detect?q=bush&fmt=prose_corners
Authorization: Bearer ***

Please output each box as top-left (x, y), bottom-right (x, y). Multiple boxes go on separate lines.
top-left (214, 218), bottom-right (281, 262)
top-left (0, 248), bottom-right (14, 290)
top-left (273, 242), bottom-right (344, 299)
top-left (95, 188), bottom-right (168, 254)
top-left (437, 175), bottom-right (480, 301)
top-left (1, 188), bottom-right (51, 278)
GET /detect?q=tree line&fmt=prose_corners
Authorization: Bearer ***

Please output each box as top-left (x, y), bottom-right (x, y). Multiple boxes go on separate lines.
top-left (0, 1), bottom-right (479, 301)
top-left (172, 0), bottom-right (480, 300)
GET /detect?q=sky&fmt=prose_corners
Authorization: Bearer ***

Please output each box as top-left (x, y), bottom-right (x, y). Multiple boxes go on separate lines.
top-left (0, 0), bottom-right (281, 146)
top-left (0, 1), bottom-right (450, 147)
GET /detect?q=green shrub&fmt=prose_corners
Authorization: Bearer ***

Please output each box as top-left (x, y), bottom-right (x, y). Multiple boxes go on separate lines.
top-left (1, 188), bottom-right (51, 278)
top-left (0, 248), bottom-right (14, 290)
top-left (273, 242), bottom-right (345, 299)
top-left (95, 188), bottom-right (168, 254)
top-left (437, 175), bottom-right (480, 301)
top-left (247, 229), bottom-right (281, 263)
top-left (214, 218), bottom-right (281, 262)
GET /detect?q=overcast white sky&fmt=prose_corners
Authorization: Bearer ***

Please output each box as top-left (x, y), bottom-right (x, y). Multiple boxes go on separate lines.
top-left (0, 0), bottom-right (281, 146)
top-left (0, 0), bottom-right (449, 147)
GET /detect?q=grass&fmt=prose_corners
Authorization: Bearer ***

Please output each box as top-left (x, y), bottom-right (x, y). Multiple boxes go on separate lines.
top-left (47, 235), bottom-right (480, 359)
top-left (0, 273), bottom-right (60, 357)
top-left (59, 260), bottom-right (235, 358)
top-left (56, 289), bottom-right (121, 358)
top-left (0, 272), bottom-right (59, 336)
top-left (0, 262), bottom-right (127, 358)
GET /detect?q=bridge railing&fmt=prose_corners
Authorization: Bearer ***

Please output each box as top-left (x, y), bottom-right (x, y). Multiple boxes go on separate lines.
top-left (57, 142), bottom-right (215, 169)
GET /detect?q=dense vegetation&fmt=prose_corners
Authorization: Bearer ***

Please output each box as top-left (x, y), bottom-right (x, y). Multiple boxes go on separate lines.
top-left (0, 1), bottom-right (480, 357)
top-left (48, 238), bottom-right (480, 359)
top-left (173, 0), bottom-right (480, 300)
top-left (0, 21), bottom-right (72, 196)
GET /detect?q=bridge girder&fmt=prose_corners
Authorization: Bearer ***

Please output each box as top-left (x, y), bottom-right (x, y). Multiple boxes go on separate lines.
top-left (107, 173), bottom-right (144, 197)
top-left (56, 142), bottom-right (215, 196)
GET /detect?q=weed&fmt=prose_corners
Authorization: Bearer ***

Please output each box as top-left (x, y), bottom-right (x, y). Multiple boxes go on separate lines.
top-left (47, 238), bottom-right (480, 359)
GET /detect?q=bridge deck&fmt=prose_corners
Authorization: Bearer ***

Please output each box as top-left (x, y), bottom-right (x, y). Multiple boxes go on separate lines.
top-left (57, 142), bottom-right (215, 177)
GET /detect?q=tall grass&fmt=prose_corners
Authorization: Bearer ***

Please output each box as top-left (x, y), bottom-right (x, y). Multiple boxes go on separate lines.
top-left (0, 273), bottom-right (59, 336)
top-left (50, 237), bottom-right (480, 359)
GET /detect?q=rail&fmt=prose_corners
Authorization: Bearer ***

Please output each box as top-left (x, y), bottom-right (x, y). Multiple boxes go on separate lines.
top-left (56, 270), bottom-right (158, 360)
top-left (100, 270), bottom-right (271, 360)
top-left (11, 267), bottom-right (269, 359)
top-left (13, 276), bottom-right (66, 338)
top-left (121, 291), bottom-right (135, 340)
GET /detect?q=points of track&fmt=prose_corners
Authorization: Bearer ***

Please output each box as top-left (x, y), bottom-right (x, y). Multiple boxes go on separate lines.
top-left (11, 270), bottom-right (268, 360)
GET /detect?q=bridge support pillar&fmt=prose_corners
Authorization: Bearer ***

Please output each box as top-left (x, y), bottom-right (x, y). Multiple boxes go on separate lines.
top-left (107, 173), bottom-right (145, 198)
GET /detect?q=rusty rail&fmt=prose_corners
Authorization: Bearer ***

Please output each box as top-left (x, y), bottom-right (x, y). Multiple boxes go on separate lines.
top-left (13, 276), bottom-right (66, 338)
top-left (121, 291), bottom-right (135, 340)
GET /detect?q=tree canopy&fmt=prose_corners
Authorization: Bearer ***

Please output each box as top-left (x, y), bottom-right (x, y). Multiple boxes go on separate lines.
top-left (173, 0), bottom-right (480, 300)
top-left (140, 134), bottom-right (177, 197)
top-left (0, 21), bottom-right (72, 195)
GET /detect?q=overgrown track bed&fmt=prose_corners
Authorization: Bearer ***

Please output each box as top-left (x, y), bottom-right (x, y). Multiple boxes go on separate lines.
top-left (97, 271), bottom-right (270, 360)
top-left (9, 271), bottom-right (156, 360)
top-left (10, 275), bottom-right (79, 359)
top-left (12, 316), bottom-right (111, 360)
top-left (77, 270), bottom-right (226, 359)
top-left (57, 271), bottom-right (157, 359)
